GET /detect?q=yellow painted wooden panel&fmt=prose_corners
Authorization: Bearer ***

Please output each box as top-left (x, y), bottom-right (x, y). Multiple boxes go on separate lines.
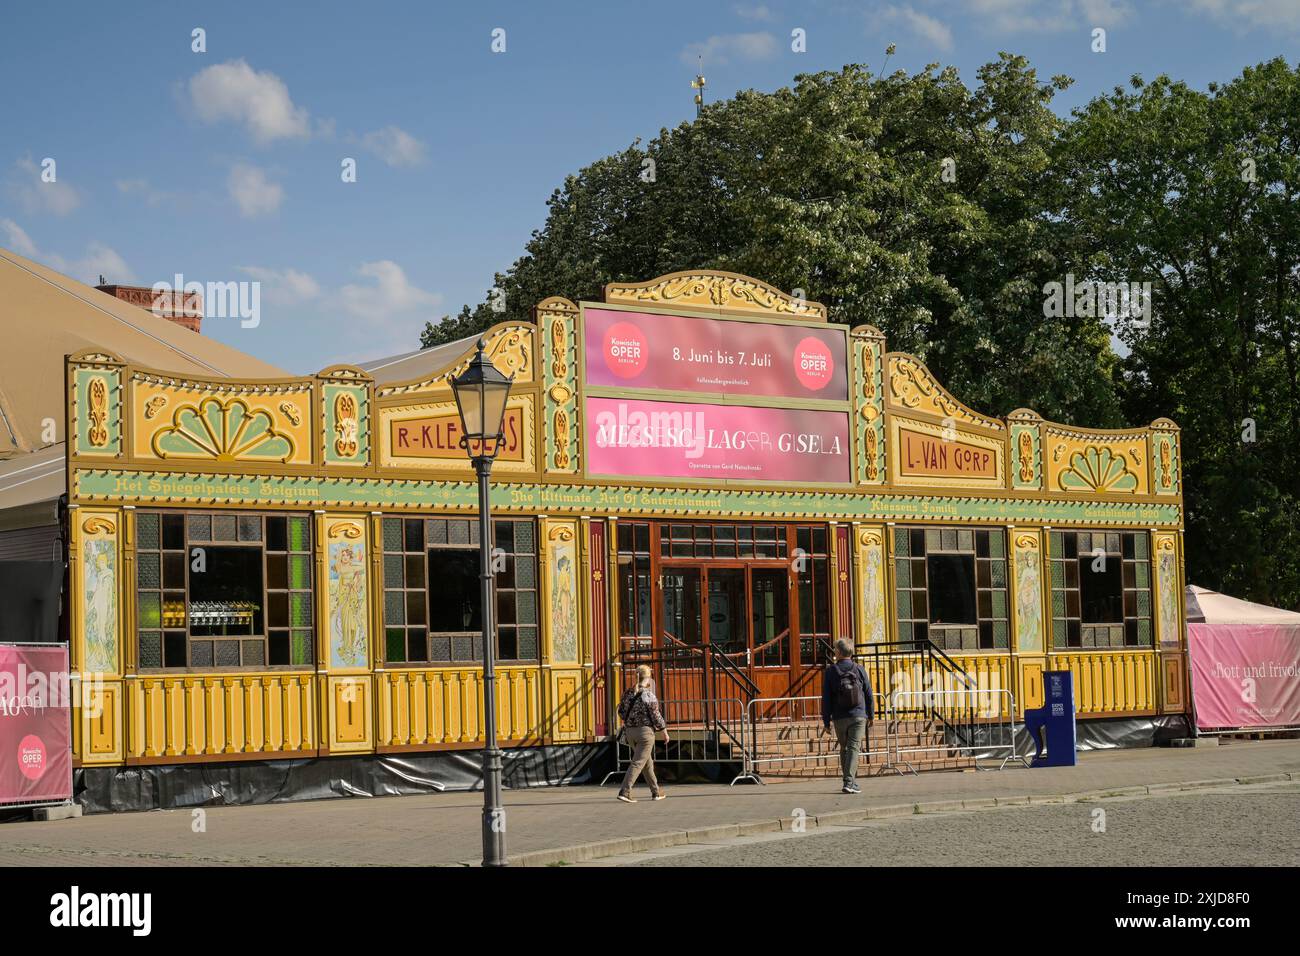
top-left (946, 653), bottom-right (1016, 718)
top-left (1051, 651), bottom-right (1158, 715)
top-left (862, 652), bottom-right (1015, 719)
top-left (323, 675), bottom-right (373, 752)
top-left (1161, 653), bottom-right (1187, 713)
top-left (74, 679), bottom-right (124, 765)
top-left (1017, 657), bottom-right (1047, 712)
top-left (126, 674), bottom-right (316, 759)
top-left (378, 666), bottom-right (543, 747)
top-left (549, 670), bottom-right (586, 742)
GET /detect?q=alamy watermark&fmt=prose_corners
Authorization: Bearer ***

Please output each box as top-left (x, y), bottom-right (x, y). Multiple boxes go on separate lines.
top-left (151, 273), bottom-right (261, 329)
top-left (1043, 274), bottom-right (1152, 328)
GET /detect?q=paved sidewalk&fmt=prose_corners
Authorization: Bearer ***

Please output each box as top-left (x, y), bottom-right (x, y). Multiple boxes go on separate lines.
top-left (1, 739), bottom-right (1297, 866)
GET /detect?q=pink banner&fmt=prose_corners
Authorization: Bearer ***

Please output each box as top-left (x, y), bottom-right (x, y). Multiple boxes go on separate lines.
top-left (585, 396), bottom-right (850, 483)
top-left (584, 307), bottom-right (848, 401)
top-left (1187, 624), bottom-right (1300, 729)
top-left (0, 645), bottom-right (72, 804)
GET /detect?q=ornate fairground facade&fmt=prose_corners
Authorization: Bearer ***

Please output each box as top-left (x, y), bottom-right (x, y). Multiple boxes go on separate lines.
top-left (62, 271), bottom-right (1189, 805)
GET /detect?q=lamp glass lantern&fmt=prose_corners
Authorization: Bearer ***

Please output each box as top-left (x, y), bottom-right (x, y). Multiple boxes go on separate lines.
top-left (451, 340), bottom-right (513, 460)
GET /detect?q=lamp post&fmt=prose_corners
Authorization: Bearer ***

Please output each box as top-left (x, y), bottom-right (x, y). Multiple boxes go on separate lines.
top-left (450, 339), bottom-right (514, 867)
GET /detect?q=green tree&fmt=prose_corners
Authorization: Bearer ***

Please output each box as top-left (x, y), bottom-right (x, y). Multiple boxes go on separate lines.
top-left (1059, 59), bottom-right (1300, 609)
top-left (422, 55), bottom-right (1123, 425)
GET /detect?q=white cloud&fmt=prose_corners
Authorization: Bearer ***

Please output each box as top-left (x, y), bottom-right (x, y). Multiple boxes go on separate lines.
top-left (1186, 0), bottom-right (1300, 30)
top-left (7, 156), bottom-right (81, 217)
top-left (359, 126), bottom-right (428, 167)
top-left (681, 31), bottom-right (779, 67)
top-left (188, 59), bottom-right (311, 144)
top-left (963, 0), bottom-right (1131, 33)
top-left (1, 218), bottom-right (135, 285)
top-left (879, 5), bottom-right (955, 49)
top-left (1, 218), bottom-right (39, 257)
top-left (227, 164), bottom-right (284, 218)
top-left (237, 265), bottom-right (321, 305)
top-left (115, 178), bottom-right (176, 207)
top-left (734, 3), bottom-right (776, 21)
top-left (340, 260), bottom-right (441, 322)
top-left (78, 242), bottom-right (135, 286)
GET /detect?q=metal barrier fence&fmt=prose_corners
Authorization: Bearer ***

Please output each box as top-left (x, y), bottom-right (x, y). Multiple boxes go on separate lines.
top-left (600, 697), bottom-right (748, 787)
top-left (884, 688), bottom-right (1029, 773)
top-left (730, 695), bottom-right (894, 785)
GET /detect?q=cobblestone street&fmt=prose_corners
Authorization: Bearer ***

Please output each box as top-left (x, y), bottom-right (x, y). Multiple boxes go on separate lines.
top-left (1, 740), bottom-right (1297, 867)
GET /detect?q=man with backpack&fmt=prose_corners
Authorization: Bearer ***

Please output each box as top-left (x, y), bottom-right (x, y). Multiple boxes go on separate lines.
top-left (822, 638), bottom-right (874, 793)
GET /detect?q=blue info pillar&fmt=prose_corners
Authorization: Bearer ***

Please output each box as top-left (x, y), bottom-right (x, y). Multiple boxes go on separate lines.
top-left (1023, 670), bottom-right (1077, 767)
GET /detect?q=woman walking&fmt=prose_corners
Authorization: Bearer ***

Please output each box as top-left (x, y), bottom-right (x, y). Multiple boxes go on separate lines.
top-left (616, 665), bottom-right (669, 803)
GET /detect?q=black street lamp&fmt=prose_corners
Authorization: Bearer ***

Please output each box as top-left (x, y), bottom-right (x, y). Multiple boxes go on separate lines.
top-left (450, 339), bottom-right (514, 867)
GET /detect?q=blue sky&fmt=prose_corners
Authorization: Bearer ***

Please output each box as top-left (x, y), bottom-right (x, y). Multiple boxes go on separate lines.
top-left (2, 0), bottom-right (1297, 373)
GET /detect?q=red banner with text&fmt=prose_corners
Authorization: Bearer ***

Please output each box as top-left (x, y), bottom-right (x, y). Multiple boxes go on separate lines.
top-left (0, 644), bottom-right (72, 805)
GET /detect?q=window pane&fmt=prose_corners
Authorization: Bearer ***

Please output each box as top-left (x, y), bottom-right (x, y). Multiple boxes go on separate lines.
top-left (289, 554), bottom-right (311, 589)
top-left (162, 514), bottom-right (184, 550)
top-left (213, 515), bottom-right (238, 541)
top-left (427, 550), bottom-right (480, 632)
top-left (382, 517), bottom-right (402, 553)
top-left (139, 630), bottom-right (162, 667)
top-left (291, 630), bottom-right (312, 665)
top-left (407, 629), bottom-right (429, 662)
top-left (267, 553), bottom-right (287, 591)
top-left (406, 589), bottom-right (427, 626)
top-left (163, 631), bottom-right (187, 667)
top-left (188, 514), bottom-right (212, 541)
top-left (269, 632), bottom-right (290, 665)
top-left (137, 592), bottom-right (161, 628)
top-left (137, 552), bottom-right (160, 589)
top-left (926, 554), bottom-right (976, 625)
top-left (288, 516), bottom-right (310, 552)
top-left (137, 513), bottom-right (159, 550)
top-left (427, 519), bottom-right (448, 545)
top-left (1079, 555), bottom-right (1123, 623)
top-left (386, 628), bottom-right (406, 662)
top-left (267, 515), bottom-right (288, 552)
top-left (384, 553), bottom-right (403, 588)
top-left (268, 590), bottom-right (288, 628)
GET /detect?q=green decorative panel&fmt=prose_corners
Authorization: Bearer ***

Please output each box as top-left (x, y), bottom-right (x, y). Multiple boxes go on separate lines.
top-left (1009, 422), bottom-right (1042, 491)
top-left (543, 304), bottom-right (579, 475)
top-left (75, 470), bottom-right (1184, 527)
top-left (73, 366), bottom-right (123, 456)
top-left (852, 331), bottom-right (886, 484)
top-left (322, 382), bottom-right (370, 466)
top-left (1152, 431), bottom-right (1180, 496)
top-left (154, 398), bottom-right (292, 461)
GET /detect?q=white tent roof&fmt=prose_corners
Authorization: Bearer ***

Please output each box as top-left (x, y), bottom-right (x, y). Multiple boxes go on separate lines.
top-left (1187, 585), bottom-right (1300, 626)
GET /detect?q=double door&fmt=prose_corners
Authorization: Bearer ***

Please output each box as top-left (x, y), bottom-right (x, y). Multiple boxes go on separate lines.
top-left (659, 563), bottom-right (798, 700)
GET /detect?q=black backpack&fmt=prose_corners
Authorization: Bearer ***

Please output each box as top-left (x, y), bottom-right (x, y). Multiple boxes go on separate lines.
top-left (832, 662), bottom-right (864, 713)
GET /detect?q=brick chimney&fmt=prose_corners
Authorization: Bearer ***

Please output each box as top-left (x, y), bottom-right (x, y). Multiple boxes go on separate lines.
top-left (95, 283), bottom-right (203, 334)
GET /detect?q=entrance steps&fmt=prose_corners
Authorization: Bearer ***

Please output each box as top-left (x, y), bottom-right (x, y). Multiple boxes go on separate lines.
top-left (749, 718), bottom-right (976, 777)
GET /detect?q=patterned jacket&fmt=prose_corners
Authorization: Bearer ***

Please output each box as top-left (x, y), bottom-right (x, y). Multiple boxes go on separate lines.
top-left (618, 683), bottom-right (667, 731)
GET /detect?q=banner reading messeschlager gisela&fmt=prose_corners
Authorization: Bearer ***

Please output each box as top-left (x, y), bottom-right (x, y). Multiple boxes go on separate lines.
top-left (0, 644), bottom-right (72, 805)
top-left (582, 307), bottom-right (852, 483)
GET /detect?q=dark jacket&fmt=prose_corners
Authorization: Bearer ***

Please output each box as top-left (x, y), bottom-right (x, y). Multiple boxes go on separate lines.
top-left (822, 658), bottom-right (874, 726)
top-left (618, 683), bottom-right (667, 731)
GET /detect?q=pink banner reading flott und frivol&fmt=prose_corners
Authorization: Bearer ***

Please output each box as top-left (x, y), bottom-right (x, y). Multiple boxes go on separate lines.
top-left (1187, 624), bottom-right (1300, 730)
